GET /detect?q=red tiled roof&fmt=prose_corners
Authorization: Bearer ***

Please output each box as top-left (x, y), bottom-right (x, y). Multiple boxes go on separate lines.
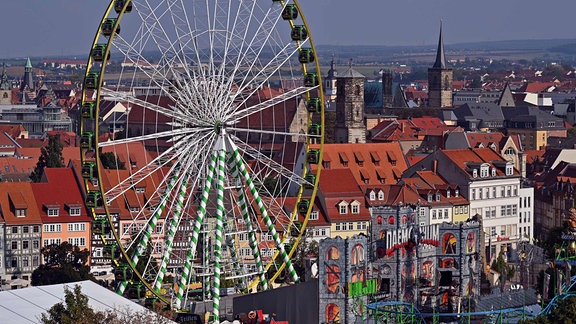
top-left (0, 182), bottom-right (42, 225)
top-left (311, 143), bottom-right (408, 187)
top-left (31, 168), bottom-right (92, 223)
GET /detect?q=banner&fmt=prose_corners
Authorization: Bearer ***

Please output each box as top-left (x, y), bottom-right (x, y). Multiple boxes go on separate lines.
top-left (543, 273), bottom-right (550, 300)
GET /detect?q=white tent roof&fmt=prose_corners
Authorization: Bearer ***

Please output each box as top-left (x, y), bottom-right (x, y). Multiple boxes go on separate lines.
top-left (0, 280), bottom-right (161, 323)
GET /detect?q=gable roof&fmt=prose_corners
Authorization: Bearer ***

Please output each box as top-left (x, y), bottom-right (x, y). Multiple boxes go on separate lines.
top-left (31, 168), bottom-right (91, 223)
top-left (0, 182), bottom-right (42, 225)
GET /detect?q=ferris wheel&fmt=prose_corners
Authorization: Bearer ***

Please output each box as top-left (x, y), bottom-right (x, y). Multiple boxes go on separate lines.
top-left (79, 0), bottom-right (324, 319)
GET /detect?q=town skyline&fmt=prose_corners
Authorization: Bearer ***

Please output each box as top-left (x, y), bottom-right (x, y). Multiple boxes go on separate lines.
top-left (1, 0), bottom-right (575, 59)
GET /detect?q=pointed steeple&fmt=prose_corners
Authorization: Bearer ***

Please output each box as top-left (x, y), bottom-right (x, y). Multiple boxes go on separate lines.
top-left (25, 57), bottom-right (32, 69)
top-left (433, 21), bottom-right (446, 69)
top-left (21, 57), bottom-right (34, 91)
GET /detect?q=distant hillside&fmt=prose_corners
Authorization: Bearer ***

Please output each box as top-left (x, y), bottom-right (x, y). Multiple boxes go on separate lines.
top-left (318, 39), bottom-right (576, 55)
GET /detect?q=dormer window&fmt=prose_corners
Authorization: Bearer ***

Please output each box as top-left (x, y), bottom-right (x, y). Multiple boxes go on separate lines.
top-left (135, 187), bottom-right (145, 194)
top-left (480, 164), bottom-right (490, 178)
top-left (491, 168), bottom-right (496, 176)
top-left (310, 211), bottom-right (319, 220)
top-left (378, 191), bottom-right (384, 200)
top-left (506, 163), bottom-right (514, 176)
top-left (15, 209), bottom-right (27, 217)
top-left (338, 201), bottom-right (349, 214)
top-left (446, 189), bottom-right (451, 198)
top-left (350, 200), bottom-right (361, 214)
top-left (369, 191), bottom-right (376, 201)
top-left (473, 169), bottom-right (478, 178)
top-left (435, 193), bottom-right (441, 202)
top-left (45, 204), bottom-right (60, 217)
top-left (455, 188), bottom-right (459, 197)
top-left (66, 204), bottom-right (81, 216)
top-left (427, 193), bottom-right (433, 202)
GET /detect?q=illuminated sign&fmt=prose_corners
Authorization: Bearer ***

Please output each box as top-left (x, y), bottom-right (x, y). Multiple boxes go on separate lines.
top-left (385, 224), bottom-right (440, 255)
top-left (348, 279), bottom-right (377, 297)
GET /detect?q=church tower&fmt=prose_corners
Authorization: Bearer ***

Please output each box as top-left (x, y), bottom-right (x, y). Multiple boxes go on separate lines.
top-left (0, 63), bottom-right (11, 105)
top-left (427, 22), bottom-right (453, 108)
top-left (21, 57), bottom-right (34, 91)
top-left (324, 56), bottom-right (338, 101)
top-left (334, 62), bottom-right (366, 143)
top-left (382, 70), bottom-right (393, 108)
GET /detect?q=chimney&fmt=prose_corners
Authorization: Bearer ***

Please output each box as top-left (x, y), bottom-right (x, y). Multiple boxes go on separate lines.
top-left (433, 159), bottom-right (438, 173)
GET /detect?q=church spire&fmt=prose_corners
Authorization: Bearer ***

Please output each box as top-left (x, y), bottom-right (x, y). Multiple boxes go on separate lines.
top-left (433, 21), bottom-right (446, 69)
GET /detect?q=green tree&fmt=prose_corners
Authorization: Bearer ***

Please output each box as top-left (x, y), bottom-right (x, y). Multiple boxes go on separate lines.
top-left (491, 251), bottom-right (516, 286)
top-left (41, 285), bottom-right (105, 324)
top-left (30, 134), bottom-right (64, 182)
top-left (100, 151), bottom-right (126, 169)
top-left (31, 242), bottom-right (93, 286)
top-left (520, 296), bottom-right (576, 323)
top-left (41, 285), bottom-right (175, 324)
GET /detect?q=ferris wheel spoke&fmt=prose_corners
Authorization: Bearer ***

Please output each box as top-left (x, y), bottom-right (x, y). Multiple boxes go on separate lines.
top-left (228, 127), bottom-right (316, 141)
top-left (227, 85), bottom-right (315, 122)
top-left (228, 155), bottom-right (268, 290)
top-left (229, 3), bottom-right (284, 90)
top-left (112, 34), bottom-right (182, 104)
top-left (103, 133), bottom-right (214, 202)
top-left (174, 146), bottom-right (219, 310)
top-left (98, 127), bottom-right (202, 148)
top-left (232, 40), bottom-right (305, 112)
top-left (226, 138), bottom-right (299, 284)
top-left (100, 88), bottom-right (194, 123)
top-left (116, 163), bottom-right (185, 295)
top-left (231, 136), bottom-right (307, 185)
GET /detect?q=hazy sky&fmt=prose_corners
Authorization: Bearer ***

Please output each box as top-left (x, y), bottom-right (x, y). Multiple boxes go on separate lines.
top-left (1, 0), bottom-right (574, 58)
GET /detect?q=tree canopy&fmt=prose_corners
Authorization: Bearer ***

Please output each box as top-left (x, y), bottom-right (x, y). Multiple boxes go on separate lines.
top-left (30, 134), bottom-right (64, 182)
top-left (31, 242), bottom-right (93, 286)
top-left (100, 151), bottom-right (126, 170)
top-left (521, 296), bottom-right (576, 323)
top-left (40, 285), bottom-right (175, 324)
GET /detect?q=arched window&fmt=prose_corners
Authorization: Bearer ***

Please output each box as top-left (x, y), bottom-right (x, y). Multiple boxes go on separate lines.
top-left (351, 244), bottom-right (365, 266)
top-left (376, 216), bottom-right (383, 225)
top-left (326, 304), bottom-right (340, 323)
top-left (326, 246), bottom-right (340, 260)
top-left (378, 191), bottom-right (384, 200)
top-left (388, 216), bottom-right (394, 225)
top-left (369, 191), bottom-right (376, 201)
top-left (354, 84), bottom-right (361, 96)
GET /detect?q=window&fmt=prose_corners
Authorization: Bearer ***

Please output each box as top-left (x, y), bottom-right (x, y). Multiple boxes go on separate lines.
top-left (471, 189), bottom-right (476, 200)
top-left (33, 241), bottom-right (39, 249)
top-left (491, 227), bottom-right (496, 236)
top-left (68, 237), bottom-right (86, 247)
top-left (351, 204), bottom-right (360, 214)
top-left (501, 226), bottom-right (506, 236)
top-left (69, 207), bottom-right (81, 216)
top-left (22, 241), bottom-right (29, 249)
top-left (357, 222), bottom-right (367, 230)
top-left (44, 224), bottom-right (62, 233)
top-left (432, 210), bottom-right (437, 220)
top-left (11, 226), bottom-right (18, 234)
top-left (420, 208), bottom-right (425, 217)
top-left (15, 209), bottom-right (26, 217)
top-left (435, 193), bottom-right (441, 202)
top-left (335, 223), bottom-right (341, 231)
top-left (491, 168), bottom-right (496, 176)
top-left (378, 191), bottom-right (384, 200)
top-left (338, 203), bottom-right (348, 214)
top-left (11, 241), bottom-right (17, 249)
top-left (47, 208), bottom-right (59, 216)
top-left (501, 186), bottom-right (505, 197)
top-left (135, 187), bottom-right (145, 194)
top-left (310, 211), bottom-right (319, 220)
top-left (22, 226), bottom-right (29, 234)
top-left (491, 207), bottom-right (496, 218)
top-left (11, 258), bottom-right (17, 268)
top-left (428, 193), bottom-right (433, 202)
top-left (492, 187), bottom-right (496, 198)
top-left (444, 209), bottom-right (449, 219)
top-left (480, 165), bottom-right (489, 177)
top-left (33, 226), bottom-right (40, 233)
top-left (347, 222), bottom-right (354, 230)
top-left (22, 257), bottom-right (29, 268)
top-left (512, 205), bottom-right (517, 216)
top-left (68, 223), bottom-right (86, 232)
top-left (369, 191), bottom-right (375, 201)
top-left (506, 164), bottom-right (514, 176)
top-left (44, 238), bottom-right (61, 246)
top-left (485, 209), bottom-right (490, 219)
